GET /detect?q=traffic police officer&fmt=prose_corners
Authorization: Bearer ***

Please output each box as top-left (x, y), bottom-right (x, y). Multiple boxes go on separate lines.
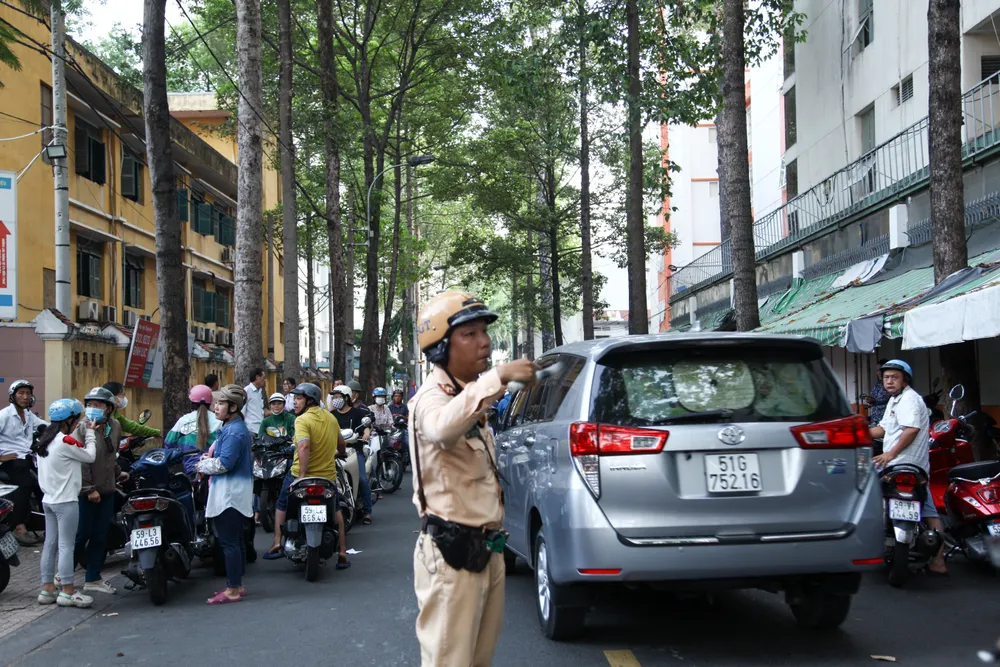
top-left (410, 290), bottom-right (536, 667)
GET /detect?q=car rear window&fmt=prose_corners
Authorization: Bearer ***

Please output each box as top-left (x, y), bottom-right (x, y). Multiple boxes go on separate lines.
top-left (589, 345), bottom-right (850, 426)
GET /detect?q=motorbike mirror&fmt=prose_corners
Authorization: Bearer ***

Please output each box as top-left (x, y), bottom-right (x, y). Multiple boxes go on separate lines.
top-left (138, 409), bottom-right (152, 425)
top-left (950, 384), bottom-right (966, 401)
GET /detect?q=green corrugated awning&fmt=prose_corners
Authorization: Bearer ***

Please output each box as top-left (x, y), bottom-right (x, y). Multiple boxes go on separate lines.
top-left (759, 273), bottom-right (840, 327)
top-left (698, 306), bottom-right (733, 331)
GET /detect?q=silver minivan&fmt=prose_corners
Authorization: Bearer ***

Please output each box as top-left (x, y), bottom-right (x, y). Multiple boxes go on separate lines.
top-left (495, 333), bottom-right (883, 640)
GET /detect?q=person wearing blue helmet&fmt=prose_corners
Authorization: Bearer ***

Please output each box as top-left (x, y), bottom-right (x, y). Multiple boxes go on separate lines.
top-left (34, 399), bottom-right (97, 608)
top-left (369, 387), bottom-right (393, 431)
top-left (870, 359), bottom-right (948, 575)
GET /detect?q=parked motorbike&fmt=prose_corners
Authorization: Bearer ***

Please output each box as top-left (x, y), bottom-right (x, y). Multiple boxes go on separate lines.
top-left (0, 484), bottom-right (21, 594)
top-left (253, 427), bottom-right (295, 533)
top-left (880, 463), bottom-right (943, 587)
top-left (121, 448), bottom-right (196, 605)
top-left (279, 477), bottom-right (343, 581)
top-left (929, 384), bottom-right (979, 513)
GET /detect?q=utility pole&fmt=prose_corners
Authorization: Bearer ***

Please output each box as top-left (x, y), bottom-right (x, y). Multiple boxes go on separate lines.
top-left (51, 0), bottom-right (70, 314)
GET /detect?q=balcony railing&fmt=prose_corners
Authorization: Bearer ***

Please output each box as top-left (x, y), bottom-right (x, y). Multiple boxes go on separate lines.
top-left (669, 74), bottom-right (1000, 299)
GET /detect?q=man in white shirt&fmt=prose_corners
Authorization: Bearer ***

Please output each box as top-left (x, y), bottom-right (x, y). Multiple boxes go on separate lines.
top-left (242, 368), bottom-right (266, 436)
top-left (282, 377), bottom-right (297, 413)
top-left (870, 359), bottom-right (947, 575)
top-left (0, 380), bottom-right (47, 543)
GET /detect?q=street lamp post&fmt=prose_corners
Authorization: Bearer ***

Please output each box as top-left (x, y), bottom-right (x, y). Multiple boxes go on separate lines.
top-left (361, 154), bottom-right (435, 246)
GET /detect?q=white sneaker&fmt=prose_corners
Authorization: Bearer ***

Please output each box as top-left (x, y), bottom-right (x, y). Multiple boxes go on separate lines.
top-left (37, 590), bottom-right (57, 605)
top-left (83, 580), bottom-right (116, 595)
top-left (56, 591), bottom-right (93, 608)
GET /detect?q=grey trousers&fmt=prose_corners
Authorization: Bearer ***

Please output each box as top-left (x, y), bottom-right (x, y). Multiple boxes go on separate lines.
top-left (41, 501), bottom-right (79, 585)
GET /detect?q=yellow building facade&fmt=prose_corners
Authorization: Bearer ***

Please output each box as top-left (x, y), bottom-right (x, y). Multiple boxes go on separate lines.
top-left (0, 7), bottom-right (301, 428)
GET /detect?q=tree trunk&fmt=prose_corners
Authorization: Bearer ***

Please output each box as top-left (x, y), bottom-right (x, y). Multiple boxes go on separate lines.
top-left (317, 0), bottom-right (347, 381)
top-left (510, 272), bottom-right (519, 359)
top-left (625, 0), bottom-right (648, 334)
top-left (360, 142), bottom-right (384, 393)
top-left (378, 132), bottom-right (404, 384)
top-left (305, 221), bottom-right (316, 369)
top-left (525, 231), bottom-right (535, 359)
top-left (266, 212), bottom-right (275, 356)
top-left (716, 113), bottom-right (730, 242)
top-left (277, 0), bottom-right (300, 378)
top-left (720, 0), bottom-right (759, 331)
top-left (401, 167), bottom-right (413, 369)
top-left (234, 0), bottom-right (265, 384)
top-left (142, 0), bottom-right (190, 429)
top-left (929, 0), bottom-right (983, 455)
top-left (579, 0), bottom-right (594, 341)
top-left (347, 186), bottom-right (356, 338)
top-left (537, 184), bottom-right (555, 352)
top-left (328, 270), bottom-right (334, 367)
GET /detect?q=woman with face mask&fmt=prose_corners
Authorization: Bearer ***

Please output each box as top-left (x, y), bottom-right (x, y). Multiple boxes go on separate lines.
top-left (368, 387), bottom-right (393, 430)
top-left (72, 387), bottom-right (127, 596)
top-left (102, 382), bottom-right (161, 439)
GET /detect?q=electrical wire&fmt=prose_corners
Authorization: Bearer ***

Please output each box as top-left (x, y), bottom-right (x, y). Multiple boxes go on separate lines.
top-left (0, 109), bottom-right (41, 126)
top-left (0, 126), bottom-right (57, 141)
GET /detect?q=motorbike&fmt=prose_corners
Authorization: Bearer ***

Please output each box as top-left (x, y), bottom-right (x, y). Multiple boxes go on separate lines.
top-left (929, 384), bottom-right (980, 513)
top-left (880, 463), bottom-right (943, 587)
top-left (339, 421), bottom-right (378, 531)
top-left (388, 414), bottom-right (409, 470)
top-left (120, 448), bottom-right (197, 605)
top-left (0, 484), bottom-right (21, 594)
top-left (372, 423), bottom-right (404, 495)
top-left (253, 427), bottom-right (295, 533)
top-left (278, 476), bottom-right (344, 581)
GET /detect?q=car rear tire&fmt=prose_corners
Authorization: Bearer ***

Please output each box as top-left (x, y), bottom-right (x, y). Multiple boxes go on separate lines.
top-left (789, 589), bottom-right (852, 630)
top-left (534, 530), bottom-right (586, 640)
top-left (888, 542), bottom-right (909, 588)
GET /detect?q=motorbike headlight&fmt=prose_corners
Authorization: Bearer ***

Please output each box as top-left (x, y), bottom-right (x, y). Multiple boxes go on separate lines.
top-left (274, 458), bottom-right (288, 477)
top-left (253, 460), bottom-right (264, 478)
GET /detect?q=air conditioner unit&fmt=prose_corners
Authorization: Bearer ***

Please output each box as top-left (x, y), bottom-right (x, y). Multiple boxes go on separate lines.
top-left (196, 326), bottom-right (207, 341)
top-left (191, 324), bottom-right (199, 337)
top-left (140, 314), bottom-right (152, 322)
top-left (123, 310), bottom-right (139, 328)
top-left (78, 300), bottom-right (100, 322)
top-left (207, 329), bottom-right (217, 344)
top-left (222, 331), bottom-right (232, 346)
top-left (221, 247), bottom-right (235, 264)
top-left (100, 305), bottom-right (116, 323)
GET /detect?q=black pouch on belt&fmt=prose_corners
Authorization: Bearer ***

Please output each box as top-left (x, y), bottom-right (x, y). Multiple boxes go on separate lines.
top-left (423, 515), bottom-right (492, 573)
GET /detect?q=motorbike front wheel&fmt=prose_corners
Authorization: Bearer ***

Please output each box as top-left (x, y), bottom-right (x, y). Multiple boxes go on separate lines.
top-left (145, 560), bottom-right (168, 605)
top-left (305, 545), bottom-right (320, 582)
top-left (380, 459), bottom-right (403, 494)
top-left (888, 542), bottom-right (909, 588)
top-left (260, 488), bottom-right (275, 533)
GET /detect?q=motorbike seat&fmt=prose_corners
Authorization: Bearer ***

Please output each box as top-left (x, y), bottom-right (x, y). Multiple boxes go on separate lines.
top-left (948, 460), bottom-right (1000, 481)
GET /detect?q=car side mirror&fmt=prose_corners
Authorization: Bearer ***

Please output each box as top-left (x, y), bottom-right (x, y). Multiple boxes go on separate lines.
top-left (138, 409), bottom-right (152, 425)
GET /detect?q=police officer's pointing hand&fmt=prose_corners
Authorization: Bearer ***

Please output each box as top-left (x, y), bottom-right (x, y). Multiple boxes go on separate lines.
top-left (498, 359), bottom-right (538, 385)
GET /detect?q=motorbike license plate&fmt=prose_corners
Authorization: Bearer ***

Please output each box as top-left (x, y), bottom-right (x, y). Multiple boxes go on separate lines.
top-left (988, 523), bottom-right (1000, 537)
top-left (888, 499), bottom-right (922, 522)
top-left (131, 526), bottom-right (162, 550)
top-left (704, 453), bottom-right (762, 493)
top-left (300, 505), bottom-right (327, 523)
top-left (0, 532), bottom-right (18, 560)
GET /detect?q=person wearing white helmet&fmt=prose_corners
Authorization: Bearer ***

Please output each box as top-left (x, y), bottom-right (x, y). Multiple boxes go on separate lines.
top-left (0, 380), bottom-right (47, 544)
top-left (870, 359), bottom-right (947, 575)
top-left (330, 384), bottom-right (374, 524)
top-left (259, 392), bottom-right (296, 439)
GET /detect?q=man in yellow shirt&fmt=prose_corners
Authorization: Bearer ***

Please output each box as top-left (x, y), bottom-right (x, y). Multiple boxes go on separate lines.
top-left (265, 383), bottom-right (350, 568)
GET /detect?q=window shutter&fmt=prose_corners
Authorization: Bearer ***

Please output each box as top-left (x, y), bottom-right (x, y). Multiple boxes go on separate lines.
top-left (74, 125), bottom-right (88, 175)
top-left (91, 138), bottom-right (106, 185)
top-left (983, 56), bottom-right (1000, 83)
top-left (212, 208), bottom-right (222, 242)
top-left (197, 204), bottom-right (212, 235)
top-left (215, 292), bottom-right (227, 327)
top-left (222, 216), bottom-right (235, 246)
top-left (89, 254), bottom-right (101, 299)
top-left (177, 188), bottom-right (189, 222)
top-left (203, 291), bottom-right (217, 324)
top-left (121, 151), bottom-right (136, 199)
top-left (192, 285), bottom-right (202, 322)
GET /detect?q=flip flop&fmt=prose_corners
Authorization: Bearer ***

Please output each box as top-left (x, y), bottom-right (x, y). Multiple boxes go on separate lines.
top-left (214, 589), bottom-right (248, 597)
top-left (362, 516), bottom-right (372, 525)
top-left (336, 556), bottom-right (351, 570)
top-left (263, 546), bottom-right (283, 560)
top-left (206, 591), bottom-right (243, 605)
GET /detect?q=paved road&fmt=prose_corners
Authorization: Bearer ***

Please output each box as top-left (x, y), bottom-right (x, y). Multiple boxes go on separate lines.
top-left (3, 478), bottom-right (999, 666)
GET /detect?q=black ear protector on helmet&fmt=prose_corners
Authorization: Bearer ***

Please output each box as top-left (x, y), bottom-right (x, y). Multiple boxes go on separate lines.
top-left (424, 337), bottom-right (450, 365)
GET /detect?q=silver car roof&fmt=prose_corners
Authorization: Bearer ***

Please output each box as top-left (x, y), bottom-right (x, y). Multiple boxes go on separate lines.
top-left (539, 332), bottom-right (824, 362)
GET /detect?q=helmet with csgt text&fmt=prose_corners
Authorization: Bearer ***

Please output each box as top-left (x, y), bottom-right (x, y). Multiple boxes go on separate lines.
top-left (880, 359), bottom-right (913, 384)
top-left (189, 385), bottom-right (215, 406)
top-left (417, 291), bottom-right (497, 364)
top-left (289, 383), bottom-right (323, 406)
top-left (217, 384), bottom-right (248, 411)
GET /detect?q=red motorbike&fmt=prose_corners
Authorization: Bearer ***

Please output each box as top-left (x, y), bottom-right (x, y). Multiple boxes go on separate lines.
top-left (928, 384), bottom-right (977, 514)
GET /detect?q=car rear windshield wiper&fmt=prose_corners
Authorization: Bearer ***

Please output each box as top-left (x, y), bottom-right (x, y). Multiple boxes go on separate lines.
top-left (649, 409), bottom-right (735, 425)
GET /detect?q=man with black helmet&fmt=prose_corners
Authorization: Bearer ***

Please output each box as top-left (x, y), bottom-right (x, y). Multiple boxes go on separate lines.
top-left (410, 290), bottom-right (536, 667)
top-left (266, 383), bottom-right (350, 568)
top-left (870, 359), bottom-right (947, 575)
top-left (0, 380), bottom-right (46, 544)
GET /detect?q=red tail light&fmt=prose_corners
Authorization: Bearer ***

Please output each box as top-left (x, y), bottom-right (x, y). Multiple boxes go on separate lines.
top-left (0, 502), bottom-right (11, 518)
top-left (893, 472), bottom-right (918, 494)
top-left (577, 568), bottom-right (621, 575)
top-left (790, 415), bottom-right (872, 449)
top-left (129, 497), bottom-right (159, 511)
top-left (305, 485), bottom-right (325, 496)
top-left (569, 423), bottom-right (668, 456)
top-left (979, 487), bottom-right (999, 503)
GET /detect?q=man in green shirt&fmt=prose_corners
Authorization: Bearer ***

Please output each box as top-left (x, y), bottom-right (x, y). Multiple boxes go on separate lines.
top-left (259, 393), bottom-right (296, 439)
top-left (102, 382), bottom-right (160, 438)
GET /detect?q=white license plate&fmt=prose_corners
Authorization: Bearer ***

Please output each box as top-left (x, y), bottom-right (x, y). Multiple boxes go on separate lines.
top-left (0, 532), bottom-right (17, 559)
top-left (988, 523), bottom-right (1000, 537)
top-left (300, 505), bottom-right (327, 523)
top-left (131, 526), bottom-right (162, 550)
top-left (888, 499), bottom-right (922, 522)
top-left (705, 453), bottom-right (762, 493)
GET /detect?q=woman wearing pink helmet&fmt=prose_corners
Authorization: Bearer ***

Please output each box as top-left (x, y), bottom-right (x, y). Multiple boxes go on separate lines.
top-left (163, 385), bottom-right (222, 476)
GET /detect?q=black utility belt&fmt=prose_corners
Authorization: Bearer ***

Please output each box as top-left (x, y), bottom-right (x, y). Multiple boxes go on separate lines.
top-left (421, 514), bottom-right (506, 573)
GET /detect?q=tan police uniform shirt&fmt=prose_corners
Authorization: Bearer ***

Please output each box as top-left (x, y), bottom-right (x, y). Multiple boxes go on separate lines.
top-left (409, 365), bottom-right (506, 529)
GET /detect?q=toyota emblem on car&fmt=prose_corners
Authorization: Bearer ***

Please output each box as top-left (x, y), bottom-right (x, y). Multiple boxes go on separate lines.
top-left (718, 425), bottom-right (746, 446)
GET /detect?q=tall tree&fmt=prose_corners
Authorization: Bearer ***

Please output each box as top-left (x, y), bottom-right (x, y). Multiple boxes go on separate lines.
top-left (234, 0), bottom-right (265, 383)
top-left (720, 0), bottom-right (759, 331)
top-left (277, 0), bottom-right (301, 378)
top-left (317, 0), bottom-right (348, 381)
top-left (304, 216), bottom-right (317, 369)
top-left (624, 0), bottom-right (646, 334)
top-left (143, 0), bottom-right (190, 429)
top-left (928, 0), bottom-right (982, 452)
top-left (578, 0), bottom-right (594, 340)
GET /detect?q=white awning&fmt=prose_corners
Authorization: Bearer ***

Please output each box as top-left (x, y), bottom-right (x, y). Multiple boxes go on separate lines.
top-left (903, 282), bottom-right (1000, 349)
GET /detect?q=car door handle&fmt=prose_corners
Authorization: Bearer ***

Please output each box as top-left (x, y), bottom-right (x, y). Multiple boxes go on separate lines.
top-left (498, 441), bottom-right (511, 450)
top-left (524, 435), bottom-right (536, 447)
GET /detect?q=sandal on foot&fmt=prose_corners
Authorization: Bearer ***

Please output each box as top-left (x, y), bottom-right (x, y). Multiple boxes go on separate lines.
top-left (38, 590), bottom-right (57, 605)
top-left (214, 589), bottom-right (247, 597)
top-left (206, 591), bottom-right (243, 605)
top-left (362, 515), bottom-right (372, 525)
top-left (336, 555), bottom-right (351, 570)
top-left (263, 546), bottom-right (284, 560)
